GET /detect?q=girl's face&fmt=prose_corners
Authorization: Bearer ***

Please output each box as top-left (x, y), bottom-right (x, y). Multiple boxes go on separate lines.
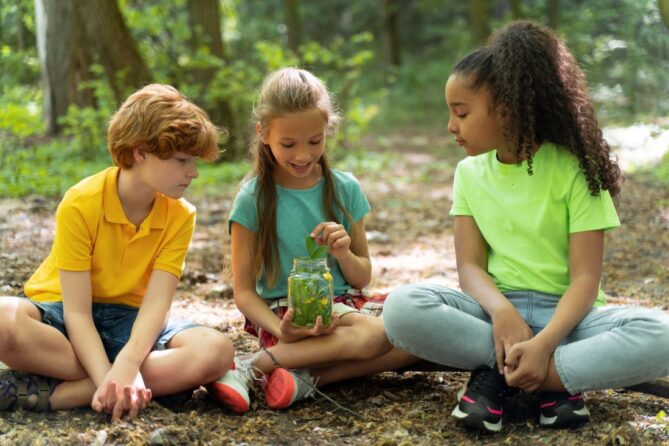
top-left (261, 107), bottom-right (327, 188)
top-left (445, 74), bottom-right (511, 160)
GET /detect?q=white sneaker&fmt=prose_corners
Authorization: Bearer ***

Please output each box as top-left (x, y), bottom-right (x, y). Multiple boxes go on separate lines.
top-left (210, 358), bottom-right (262, 413)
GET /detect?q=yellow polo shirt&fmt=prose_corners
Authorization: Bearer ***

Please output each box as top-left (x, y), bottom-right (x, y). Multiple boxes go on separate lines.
top-left (24, 167), bottom-right (196, 308)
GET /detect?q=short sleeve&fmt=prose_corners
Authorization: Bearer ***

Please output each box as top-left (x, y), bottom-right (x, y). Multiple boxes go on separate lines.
top-left (568, 172), bottom-right (620, 233)
top-left (53, 192), bottom-right (96, 271)
top-left (153, 210), bottom-right (195, 278)
top-left (449, 163), bottom-right (472, 216)
top-left (228, 181), bottom-right (259, 234)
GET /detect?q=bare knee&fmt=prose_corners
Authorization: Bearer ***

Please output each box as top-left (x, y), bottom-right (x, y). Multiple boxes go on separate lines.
top-left (186, 331), bottom-right (234, 384)
top-left (345, 316), bottom-right (392, 361)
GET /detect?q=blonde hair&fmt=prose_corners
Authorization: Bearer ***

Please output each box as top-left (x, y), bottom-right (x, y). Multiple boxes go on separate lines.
top-left (108, 84), bottom-right (220, 168)
top-left (249, 68), bottom-right (349, 286)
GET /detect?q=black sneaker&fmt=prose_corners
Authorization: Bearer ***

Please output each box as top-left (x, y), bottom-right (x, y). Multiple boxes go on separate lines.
top-left (451, 366), bottom-right (509, 432)
top-left (539, 392), bottom-right (590, 427)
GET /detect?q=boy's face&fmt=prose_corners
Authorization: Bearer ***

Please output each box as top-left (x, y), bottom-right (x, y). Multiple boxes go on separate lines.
top-left (260, 107), bottom-right (327, 189)
top-left (445, 74), bottom-right (508, 159)
top-left (142, 152), bottom-right (199, 199)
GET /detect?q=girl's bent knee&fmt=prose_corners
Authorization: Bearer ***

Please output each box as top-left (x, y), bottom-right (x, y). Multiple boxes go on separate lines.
top-left (350, 319), bottom-right (392, 360)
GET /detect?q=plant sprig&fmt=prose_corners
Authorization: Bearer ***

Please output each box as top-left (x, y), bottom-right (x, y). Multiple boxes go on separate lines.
top-left (305, 235), bottom-right (328, 259)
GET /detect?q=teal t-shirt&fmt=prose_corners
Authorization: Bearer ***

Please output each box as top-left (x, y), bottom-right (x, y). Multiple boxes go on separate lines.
top-left (229, 169), bottom-right (371, 299)
top-left (449, 143), bottom-right (620, 305)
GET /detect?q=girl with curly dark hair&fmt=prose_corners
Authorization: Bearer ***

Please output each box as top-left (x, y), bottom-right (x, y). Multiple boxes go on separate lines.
top-left (383, 20), bottom-right (669, 433)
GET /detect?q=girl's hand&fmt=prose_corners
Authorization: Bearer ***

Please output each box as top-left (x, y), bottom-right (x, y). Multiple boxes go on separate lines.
top-left (278, 308), bottom-right (339, 343)
top-left (311, 222), bottom-right (351, 260)
top-left (490, 305), bottom-right (533, 374)
top-left (503, 337), bottom-right (553, 391)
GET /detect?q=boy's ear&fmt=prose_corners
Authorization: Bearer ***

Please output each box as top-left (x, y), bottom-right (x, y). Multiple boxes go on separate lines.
top-left (256, 122), bottom-right (268, 144)
top-left (133, 147), bottom-right (147, 164)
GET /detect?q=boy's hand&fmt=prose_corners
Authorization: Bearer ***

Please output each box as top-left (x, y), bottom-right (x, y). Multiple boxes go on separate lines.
top-left (490, 305), bottom-right (533, 374)
top-left (503, 337), bottom-right (552, 391)
top-left (92, 368), bottom-right (151, 422)
top-left (278, 308), bottom-right (339, 343)
top-left (311, 222), bottom-right (351, 260)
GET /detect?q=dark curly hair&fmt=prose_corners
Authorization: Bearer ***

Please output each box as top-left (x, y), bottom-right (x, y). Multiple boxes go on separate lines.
top-left (453, 20), bottom-right (621, 196)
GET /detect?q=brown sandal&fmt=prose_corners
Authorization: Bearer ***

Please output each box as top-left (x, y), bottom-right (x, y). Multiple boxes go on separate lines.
top-left (0, 370), bottom-right (57, 412)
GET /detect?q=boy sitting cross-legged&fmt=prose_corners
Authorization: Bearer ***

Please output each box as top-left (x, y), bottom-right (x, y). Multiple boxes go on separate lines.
top-left (0, 84), bottom-right (234, 421)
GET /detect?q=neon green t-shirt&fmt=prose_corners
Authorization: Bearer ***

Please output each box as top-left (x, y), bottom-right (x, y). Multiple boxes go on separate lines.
top-left (450, 143), bottom-right (620, 305)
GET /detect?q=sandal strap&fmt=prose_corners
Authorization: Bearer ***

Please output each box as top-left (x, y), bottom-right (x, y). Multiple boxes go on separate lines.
top-left (33, 377), bottom-right (52, 412)
top-left (0, 371), bottom-right (19, 410)
top-left (6, 371), bottom-right (52, 412)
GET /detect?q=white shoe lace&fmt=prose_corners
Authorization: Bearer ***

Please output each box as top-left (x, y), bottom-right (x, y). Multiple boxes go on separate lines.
top-left (233, 357), bottom-right (264, 390)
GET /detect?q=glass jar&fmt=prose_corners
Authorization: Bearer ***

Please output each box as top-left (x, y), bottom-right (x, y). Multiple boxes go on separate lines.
top-left (287, 257), bottom-right (334, 327)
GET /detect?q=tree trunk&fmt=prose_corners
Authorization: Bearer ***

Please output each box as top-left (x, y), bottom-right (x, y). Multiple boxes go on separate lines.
top-left (284, 0), bottom-right (301, 55)
top-left (547, 0), bottom-right (560, 29)
top-left (187, 0), bottom-right (225, 58)
top-left (73, 0), bottom-right (152, 104)
top-left (660, 0), bottom-right (669, 30)
top-left (35, 0), bottom-right (64, 135)
top-left (35, 0), bottom-right (95, 135)
top-left (510, 0), bottom-right (524, 19)
top-left (381, 0), bottom-right (401, 66)
top-left (469, 0), bottom-right (491, 45)
top-left (187, 0), bottom-right (240, 160)
top-left (17, 1), bottom-right (27, 50)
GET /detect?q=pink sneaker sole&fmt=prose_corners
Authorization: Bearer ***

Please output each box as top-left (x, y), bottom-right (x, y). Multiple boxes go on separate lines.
top-left (265, 368), bottom-right (295, 409)
top-left (210, 382), bottom-right (249, 414)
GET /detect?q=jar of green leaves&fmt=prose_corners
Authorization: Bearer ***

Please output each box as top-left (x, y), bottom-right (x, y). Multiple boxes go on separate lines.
top-left (287, 256), bottom-right (334, 327)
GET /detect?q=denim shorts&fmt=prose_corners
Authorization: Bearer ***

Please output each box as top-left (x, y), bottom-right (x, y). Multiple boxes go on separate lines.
top-left (32, 300), bottom-right (199, 363)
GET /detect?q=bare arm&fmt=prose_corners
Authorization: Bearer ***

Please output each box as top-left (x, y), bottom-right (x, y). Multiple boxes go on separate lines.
top-left (60, 270), bottom-right (112, 386)
top-left (504, 230), bottom-right (604, 390)
top-left (533, 230), bottom-right (603, 349)
top-left (454, 216), bottom-right (508, 315)
top-left (113, 269), bottom-right (176, 378)
top-left (231, 222), bottom-right (285, 338)
top-left (95, 269), bottom-right (176, 420)
top-left (454, 216), bottom-right (532, 372)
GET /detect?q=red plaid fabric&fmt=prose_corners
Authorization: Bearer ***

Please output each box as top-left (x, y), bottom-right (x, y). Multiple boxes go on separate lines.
top-left (243, 290), bottom-right (388, 348)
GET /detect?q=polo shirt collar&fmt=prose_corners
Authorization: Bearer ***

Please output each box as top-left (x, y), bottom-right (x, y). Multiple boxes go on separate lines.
top-left (103, 167), bottom-right (168, 229)
top-left (103, 167), bottom-right (127, 224)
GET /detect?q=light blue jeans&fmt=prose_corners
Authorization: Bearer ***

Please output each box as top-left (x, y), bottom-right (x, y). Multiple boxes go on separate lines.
top-left (383, 283), bottom-right (669, 394)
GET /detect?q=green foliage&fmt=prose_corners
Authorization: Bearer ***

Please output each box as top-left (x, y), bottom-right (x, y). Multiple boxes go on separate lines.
top-left (58, 66), bottom-right (118, 160)
top-left (186, 160), bottom-right (250, 197)
top-left (2, 0), bottom-right (669, 199)
top-left (0, 46), bottom-right (39, 87)
top-left (0, 85), bottom-right (42, 138)
top-left (305, 236), bottom-right (328, 259)
top-left (555, 0), bottom-right (669, 124)
top-left (0, 139), bottom-right (108, 198)
top-left (288, 258), bottom-right (333, 327)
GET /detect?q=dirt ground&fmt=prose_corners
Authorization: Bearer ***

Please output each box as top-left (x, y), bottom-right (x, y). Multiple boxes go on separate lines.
top-left (1, 133), bottom-right (668, 445)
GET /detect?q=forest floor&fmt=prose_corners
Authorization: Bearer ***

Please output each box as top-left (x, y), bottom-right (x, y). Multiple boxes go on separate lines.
top-left (1, 131), bottom-right (668, 445)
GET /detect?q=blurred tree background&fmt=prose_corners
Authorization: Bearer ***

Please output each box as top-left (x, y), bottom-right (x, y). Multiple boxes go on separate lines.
top-left (1, 0), bottom-right (668, 197)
